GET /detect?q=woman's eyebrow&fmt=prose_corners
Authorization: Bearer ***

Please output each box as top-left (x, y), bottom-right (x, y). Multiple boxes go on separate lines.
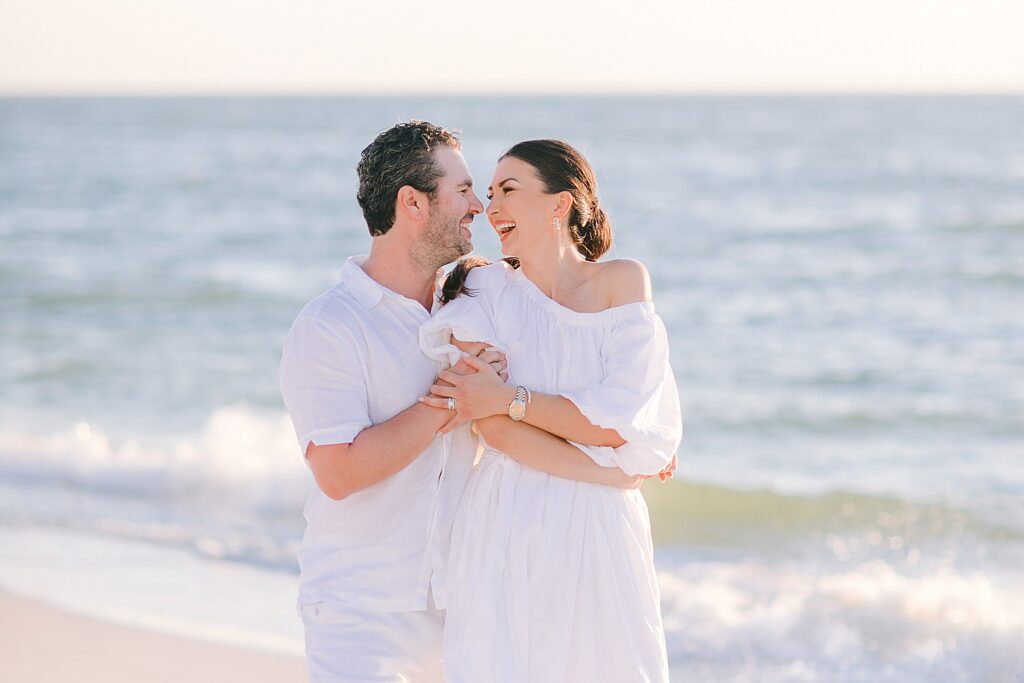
top-left (487, 177), bottom-right (518, 192)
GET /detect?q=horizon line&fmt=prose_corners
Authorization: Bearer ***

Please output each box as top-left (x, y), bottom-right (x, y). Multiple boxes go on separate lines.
top-left (2, 88), bottom-right (1023, 98)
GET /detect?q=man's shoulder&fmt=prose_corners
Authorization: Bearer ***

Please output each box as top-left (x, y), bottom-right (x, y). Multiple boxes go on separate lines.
top-left (287, 283), bottom-right (364, 339)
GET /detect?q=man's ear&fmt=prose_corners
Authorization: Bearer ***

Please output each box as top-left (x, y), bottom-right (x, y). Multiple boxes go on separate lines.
top-left (396, 185), bottom-right (426, 223)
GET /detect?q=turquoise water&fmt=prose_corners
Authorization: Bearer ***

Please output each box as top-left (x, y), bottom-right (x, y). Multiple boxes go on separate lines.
top-left (1, 96), bottom-right (1022, 681)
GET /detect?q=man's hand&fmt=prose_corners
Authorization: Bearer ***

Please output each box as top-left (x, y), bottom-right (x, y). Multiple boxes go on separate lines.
top-left (449, 338), bottom-right (507, 381)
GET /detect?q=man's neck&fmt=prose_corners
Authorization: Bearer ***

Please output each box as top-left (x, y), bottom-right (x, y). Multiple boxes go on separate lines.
top-left (362, 239), bottom-right (440, 311)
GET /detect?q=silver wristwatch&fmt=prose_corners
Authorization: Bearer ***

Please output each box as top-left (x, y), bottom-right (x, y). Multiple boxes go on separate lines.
top-left (508, 386), bottom-right (529, 421)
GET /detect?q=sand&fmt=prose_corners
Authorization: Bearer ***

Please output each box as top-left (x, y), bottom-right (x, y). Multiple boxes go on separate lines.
top-left (0, 590), bottom-right (307, 683)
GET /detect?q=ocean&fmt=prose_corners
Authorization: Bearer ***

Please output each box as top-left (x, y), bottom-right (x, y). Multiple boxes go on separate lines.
top-left (1, 96), bottom-right (1022, 682)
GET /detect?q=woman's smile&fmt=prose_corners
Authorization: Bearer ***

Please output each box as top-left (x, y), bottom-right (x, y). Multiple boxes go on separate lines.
top-left (494, 221), bottom-right (516, 241)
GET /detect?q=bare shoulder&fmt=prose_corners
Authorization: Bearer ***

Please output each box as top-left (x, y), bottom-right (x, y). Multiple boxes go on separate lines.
top-left (594, 258), bottom-right (652, 307)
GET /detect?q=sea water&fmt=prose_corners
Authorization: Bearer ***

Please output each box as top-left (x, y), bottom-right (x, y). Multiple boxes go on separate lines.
top-left (1, 96), bottom-right (1022, 681)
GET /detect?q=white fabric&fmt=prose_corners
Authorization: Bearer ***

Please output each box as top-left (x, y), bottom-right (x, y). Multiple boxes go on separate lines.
top-left (279, 254), bottom-right (476, 614)
top-left (299, 599), bottom-right (445, 683)
top-left (418, 261), bottom-right (681, 683)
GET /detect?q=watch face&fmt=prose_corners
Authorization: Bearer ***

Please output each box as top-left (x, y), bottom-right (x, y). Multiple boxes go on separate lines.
top-left (508, 401), bottom-right (527, 420)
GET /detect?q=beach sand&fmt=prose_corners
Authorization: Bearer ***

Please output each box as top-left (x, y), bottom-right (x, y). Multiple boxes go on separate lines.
top-left (0, 590), bottom-right (307, 683)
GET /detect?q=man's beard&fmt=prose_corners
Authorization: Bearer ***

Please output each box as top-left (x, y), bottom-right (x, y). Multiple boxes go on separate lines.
top-left (414, 209), bottom-right (472, 271)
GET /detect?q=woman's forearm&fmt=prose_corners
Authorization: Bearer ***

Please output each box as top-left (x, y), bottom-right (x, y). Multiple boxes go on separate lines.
top-left (475, 416), bottom-right (638, 488)
top-left (519, 392), bottom-right (625, 448)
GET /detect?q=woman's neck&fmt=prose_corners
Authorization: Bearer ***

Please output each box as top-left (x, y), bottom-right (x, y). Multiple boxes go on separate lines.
top-left (518, 241), bottom-right (591, 303)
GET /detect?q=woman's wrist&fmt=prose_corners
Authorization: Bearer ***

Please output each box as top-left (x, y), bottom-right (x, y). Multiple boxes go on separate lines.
top-left (491, 384), bottom-right (518, 417)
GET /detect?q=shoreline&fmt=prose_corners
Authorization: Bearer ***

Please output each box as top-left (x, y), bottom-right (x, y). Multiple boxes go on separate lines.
top-left (0, 590), bottom-right (306, 683)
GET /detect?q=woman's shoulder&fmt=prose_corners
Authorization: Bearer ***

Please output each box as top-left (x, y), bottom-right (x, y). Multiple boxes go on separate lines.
top-left (464, 258), bottom-right (515, 288)
top-left (592, 258), bottom-right (653, 308)
top-left (440, 256), bottom-right (516, 306)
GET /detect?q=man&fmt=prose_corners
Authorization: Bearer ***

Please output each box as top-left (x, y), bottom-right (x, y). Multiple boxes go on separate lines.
top-left (279, 121), bottom-right (493, 682)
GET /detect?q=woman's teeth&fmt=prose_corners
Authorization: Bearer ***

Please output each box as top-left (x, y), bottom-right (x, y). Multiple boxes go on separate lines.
top-left (496, 222), bottom-right (516, 235)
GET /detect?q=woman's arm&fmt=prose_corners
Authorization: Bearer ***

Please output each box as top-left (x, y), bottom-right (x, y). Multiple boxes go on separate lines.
top-left (517, 392), bottom-right (624, 447)
top-left (427, 354), bottom-right (623, 447)
top-left (474, 415), bottom-right (641, 489)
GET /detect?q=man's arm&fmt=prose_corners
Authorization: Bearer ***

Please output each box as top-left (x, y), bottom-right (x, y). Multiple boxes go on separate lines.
top-left (307, 403), bottom-right (449, 501)
top-left (474, 415), bottom-right (641, 488)
top-left (309, 353), bottom-right (500, 501)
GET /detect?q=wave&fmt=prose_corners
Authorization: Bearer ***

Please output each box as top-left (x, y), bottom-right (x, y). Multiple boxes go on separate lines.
top-left (1, 406), bottom-right (1020, 553)
top-left (642, 480), bottom-right (1022, 552)
top-left (658, 555), bottom-right (1024, 682)
top-left (0, 405), bottom-right (311, 515)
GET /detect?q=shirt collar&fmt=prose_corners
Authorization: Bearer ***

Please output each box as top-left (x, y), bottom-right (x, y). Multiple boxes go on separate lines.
top-left (340, 254), bottom-right (444, 311)
top-left (340, 255), bottom-right (388, 309)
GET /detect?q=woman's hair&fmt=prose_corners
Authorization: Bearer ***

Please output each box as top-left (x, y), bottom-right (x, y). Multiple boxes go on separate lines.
top-left (440, 139), bottom-right (610, 304)
top-left (502, 139), bottom-right (612, 261)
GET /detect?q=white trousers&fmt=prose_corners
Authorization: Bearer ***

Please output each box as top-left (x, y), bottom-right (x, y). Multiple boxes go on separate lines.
top-left (299, 600), bottom-right (446, 683)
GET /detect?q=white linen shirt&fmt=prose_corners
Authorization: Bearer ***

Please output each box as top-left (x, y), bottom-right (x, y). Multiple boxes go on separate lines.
top-left (279, 254), bottom-right (476, 612)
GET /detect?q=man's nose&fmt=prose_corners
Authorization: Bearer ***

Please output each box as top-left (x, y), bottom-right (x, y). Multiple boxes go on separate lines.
top-left (469, 191), bottom-right (484, 214)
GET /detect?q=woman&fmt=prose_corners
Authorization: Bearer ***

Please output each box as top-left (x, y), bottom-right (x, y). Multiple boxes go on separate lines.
top-left (418, 140), bottom-right (682, 682)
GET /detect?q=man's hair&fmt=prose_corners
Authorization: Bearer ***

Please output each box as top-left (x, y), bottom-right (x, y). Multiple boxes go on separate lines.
top-left (356, 121), bottom-right (462, 236)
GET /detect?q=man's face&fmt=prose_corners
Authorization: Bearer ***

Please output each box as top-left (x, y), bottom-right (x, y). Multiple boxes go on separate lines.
top-left (416, 147), bottom-right (483, 269)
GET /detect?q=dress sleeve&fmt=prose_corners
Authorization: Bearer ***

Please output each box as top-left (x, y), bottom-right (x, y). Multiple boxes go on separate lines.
top-left (562, 310), bottom-right (682, 476)
top-left (419, 264), bottom-right (508, 367)
top-left (279, 316), bottom-right (371, 456)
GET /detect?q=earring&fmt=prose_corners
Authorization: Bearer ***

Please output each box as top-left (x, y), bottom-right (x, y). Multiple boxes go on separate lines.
top-left (552, 216), bottom-right (561, 230)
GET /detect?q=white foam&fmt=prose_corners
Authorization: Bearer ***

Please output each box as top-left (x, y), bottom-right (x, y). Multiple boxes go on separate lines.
top-left (0, 405), bottom-right (312, 512)
top-left (659, 556), bottom-right (1024, 682)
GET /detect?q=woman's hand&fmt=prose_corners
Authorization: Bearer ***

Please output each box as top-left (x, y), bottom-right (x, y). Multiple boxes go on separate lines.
top-left (656, 453), bottom-right (678, 482)
top-left (419, 336), bottom-right (510, 434)
top-left (420, 355), bottom-right (516, 434)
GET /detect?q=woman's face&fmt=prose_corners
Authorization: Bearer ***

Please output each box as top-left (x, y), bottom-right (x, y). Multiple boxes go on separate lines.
top-left (486, 156), bottom-right (559, 258)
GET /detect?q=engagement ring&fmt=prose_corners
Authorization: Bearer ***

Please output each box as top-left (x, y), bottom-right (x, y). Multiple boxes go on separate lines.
top-left (447, 397), bottom-right (456, 411)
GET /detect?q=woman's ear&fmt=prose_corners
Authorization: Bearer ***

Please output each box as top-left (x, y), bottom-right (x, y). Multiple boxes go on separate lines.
top-left (554, 191), bottom-right (574, 221)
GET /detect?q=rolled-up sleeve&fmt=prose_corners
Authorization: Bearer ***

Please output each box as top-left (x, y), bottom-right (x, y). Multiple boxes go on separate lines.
top-left (279, 316), bottom-right (370, 456)
top-left (562, 311), bottom-right (682, 476)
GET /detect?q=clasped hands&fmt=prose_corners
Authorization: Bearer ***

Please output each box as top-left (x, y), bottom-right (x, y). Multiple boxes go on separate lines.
top-left (418, 339), bottom-right (512, 435)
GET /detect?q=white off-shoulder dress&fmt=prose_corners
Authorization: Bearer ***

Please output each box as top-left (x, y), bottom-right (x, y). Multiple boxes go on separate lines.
top-left (419, 261), bottom-right (682, 683)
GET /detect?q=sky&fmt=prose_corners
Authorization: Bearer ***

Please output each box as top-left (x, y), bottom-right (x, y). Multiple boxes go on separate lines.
top-left (2, 0), bottom-right (1023, 94)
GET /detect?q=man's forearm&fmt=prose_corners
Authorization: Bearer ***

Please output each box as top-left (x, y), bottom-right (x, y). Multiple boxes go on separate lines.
top-left (475, 416), bottom-right (637, 488)
top-left (308, 402), bottom-right (450, 500)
